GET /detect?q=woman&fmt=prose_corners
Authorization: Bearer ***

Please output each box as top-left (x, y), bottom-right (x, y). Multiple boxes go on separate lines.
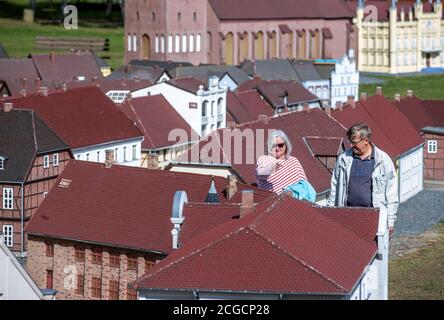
top-left (256, 130), bottom-right (308, 195)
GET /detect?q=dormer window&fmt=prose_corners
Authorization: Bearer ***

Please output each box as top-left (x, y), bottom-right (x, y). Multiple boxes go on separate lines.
top-left (0, 156), bottom-right (6, 170)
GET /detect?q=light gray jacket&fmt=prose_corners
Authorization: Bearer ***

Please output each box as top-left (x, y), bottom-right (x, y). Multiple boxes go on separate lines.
top-left (327, 144), bottom-right (399, 228)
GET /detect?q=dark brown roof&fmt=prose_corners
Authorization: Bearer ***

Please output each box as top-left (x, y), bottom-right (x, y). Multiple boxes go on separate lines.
top-left (119, 95), bottom-right (199, 150)
top-left (0, 109), bottom-right (69, 183)
top-left (0, 58), bottom-right (40, 83)
top-left (166, 77), bottom-right (205, 94)
top-left (208, 0), bottom-right (355, 20)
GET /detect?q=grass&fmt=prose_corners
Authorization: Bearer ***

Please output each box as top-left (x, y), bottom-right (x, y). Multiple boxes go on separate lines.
top-left (389, 221), bottom-right (444, 300)
top-left (360, 74), bottom-right (444, 100)
top-left (0, 1), bottom-right (124, 70)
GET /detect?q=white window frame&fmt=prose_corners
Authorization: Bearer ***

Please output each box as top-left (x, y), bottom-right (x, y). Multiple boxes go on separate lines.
top-left (175, 35), bottom-right (180, 53)
top-left (168, 35), bottom-right (173, 53)
top-left (3, 225), bottom-right (13, 247)
top-left (43, 192), bottom-right (48, 198)
top-left (161, 35), bottom-right (165, 53)
top-left (123, 146), bottom-right (127, 162)
top-left (133, 34), bottom-right (138, 52)
top-left (97, 151), bottom-right (101, 162)
top-left (132, 145), bottom-right (137, 160)
top-left (53, 153), bottom-right (59, 167)
top-left (155, 35), bottom-right (159, 53)
top-left (86, 153), bottom-right (90, 161)
top-left (428, 140), bottom-right (438, 154)
top-left (43, 155), bottom-right (49, 168)
top-left (114, 148), bottom-right (119, 162)
top-left (3, 188), bottom-right (13, 210)
top-left (196, 34), bottom-right (201, 52)
top-left (189, 34), bottom-right (195, 52)
top-left (182, 34), bottom-right (187, 52)
top-left (128, 34), bottom-right (132, 52)
top-left (0, 157), bottom-right (4, 170)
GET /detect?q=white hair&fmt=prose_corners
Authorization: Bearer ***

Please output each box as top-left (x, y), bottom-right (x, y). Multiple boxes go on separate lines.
top-left (267, 130), bottom-right (293, 156)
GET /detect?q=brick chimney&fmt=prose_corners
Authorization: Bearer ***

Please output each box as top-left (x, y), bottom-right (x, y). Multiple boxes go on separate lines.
top-left (39, 87), bottom-right (48, 96)
top-left (335, 101), bottom-right (343, 110)
top-left (258, 114), bottom-right (269, 124)
top-left (3, 102), bottom-right (13, 112)
top-left (240, 190), bottom-right (254, 218)
top-left (226, 175), bottom-right (238, 200)
top-left (146, 152), bottom-right (159, 170)
top-left (407, 90), bottom-right (414, 98)
top-left (347, 95), bottom-right (356, 109)
top-left (394, 93), bottom-right (401, 102)
top-left (104, 149), bottom-right (115, 168)
top-left (60, 82), bottom-right (67, 92)
top-left (376, 86), bottom-right (383, 96)
top-left (361, 92), bottom-right (367, 101)
top-left (303, 103), bottom-right (310, 111)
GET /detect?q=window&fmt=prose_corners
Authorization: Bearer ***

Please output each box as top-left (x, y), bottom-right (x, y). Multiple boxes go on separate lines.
top-left (217, 98), bottom-right (223, 114)
top-left (123, 146), bottom-right (127, 162)
top-left (43, 155), bottom-right (49, 168)
top-left (133, 34), bottom-right (137, 52)
top-left (132, 145), bottom-right (137, 160)
top-left (211, 101), bottom-right (215, 116)
top-left (193, 12), bottom-right (197, 21)
top-left (161, 35), bottom-right (165, 53)
top-left (202, 101), bottom-right (208, 117)
top-left (43, 192), bottom-right (48, 198)
top-left (217, 121), bottom-right (223, 129)
top-left (92, 250), bottom-right (102, 265)
top-left (75, 246), bottom-right (85, 262)
top-left (155, 35), bottom-right (159, 53)
top-left (53, 153), bottom-right (59, 166)
top-left (86, 153), bottom-right (90, 161)
top-left (109, 280), bottom-right (119, 300)
top-left (3, 225), bottom-right (13, 247)
top-left (0, 157), bottom-right (4, 170)
top-left (3, 188), bottom-right (13, 210)
top-left (168, 34), bottom-right (173, 53)
top-left (182, 34), bottom-right (187, 52)
top-left (175, 35), bottom-right (180, 53)
top-left (178, 12), bottom-right (181, 21)
top-left (189, 34), bottom-right (194, 52)
top-left (46, 242), bottom-right (54, 257)
top-left (127, 288), bottom-right (137, 300)
top-left (127, 256), bottom-right (138, 270)
top-left (75, 274), bottom-right (84, 296)
top-left (196, 34), bottom-right (201, 52)
top-left (91, 277), bottom-right (101, 299)
top-left (152, 12), bottom-right (155, 21)
top-left (128, 34), bottom-right (132, 52)
top-left (109, 253), bottom-right (120, 268)
top-left (114, 148), bottom-right (118, 162)
top-left (97, 151), bottom-right (100, 162)
top-left (46, 270), bottom-right (53, 289)
top-left (136, 11), bottom-right (139, 21)
top-left (428, 140), bottom-right (438, 154)
top-left (201, 124), bottom-right (207, 136)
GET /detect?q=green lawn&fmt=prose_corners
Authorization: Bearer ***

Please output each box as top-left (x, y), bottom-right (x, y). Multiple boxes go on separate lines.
top-left (389, 222), bottom-right (444, 300)
top-left (360, 74), bottom-right (444, 100)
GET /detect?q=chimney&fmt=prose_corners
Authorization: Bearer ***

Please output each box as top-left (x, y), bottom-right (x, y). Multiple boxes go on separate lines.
top-left (303, 103), bottom-right (310, 111)
top-left (335, 101), bottom-right (343, 110)
top-left (50, 51), bottom-right (56, 63)
top-left (60, 82), bottom-right (67, 92)
top-left (376, 86), bottom-right (383, 96)
top-left (226, 175), bottom-right (238, 200)
top-left (104, 149), bottom-right (116, 168)
top-left (258, 114), bottom-right (269, 124)
top-left (361, 92), bottom-right (367, 101)
top-left (324, 104), bottom-right (332, 116)
top-left (239, 190), bottom-right (254, 218)
top-left (39, 87), bottom-right (48, 96)
top-left (394, 93), bottom-right (401, 102)
top-left (4, 102), bottom-right (13, 112)
top-left (91, 76), bottom-right (98, 85)
top-left (146, 152), bottom-right (159, 170)
top-left (20, 89), bottom-right (27, 97)
top-left (347, 95), bottom-right (356, 109)
top-left (407, 89), bottom-right (414, 98)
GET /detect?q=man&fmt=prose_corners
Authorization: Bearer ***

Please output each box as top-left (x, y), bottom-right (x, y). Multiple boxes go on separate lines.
top-left (327, 123), bottom-right (399, 233)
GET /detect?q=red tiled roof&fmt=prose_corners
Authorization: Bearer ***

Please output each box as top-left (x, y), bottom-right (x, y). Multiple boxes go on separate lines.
top-left (64, 79), bottom-right (153, 94)
top-left (393, 96), bottom-right (435, 132)
top-left (235, 90), bottom-right (274, 120)
top-left (257, 80), bottom-right (319, 108)
top-left (5, 78), bottom-right (55, 96)
top-left (133, 196), bottom-right (378, 295)
top-left (1, 86), bottom-right (143, 149)
top-left (30, 52), bottom-right (103, 85)
top-left (177, 109), bottom-right (347, 193)
top-left (421, 100), bottom-right (444, 126)
top-left (166, 77), bottom-right (205, 94)
top-left (208, 0), bottom-right (355, 20)
top-left (332, 95), bottom-right (424, 159)
top-left (226, 90), bottom-right (254, 124)
top-left (0, 58), bottom-right (39, 82)
top-left (119, 95), bottom-right (198, 149)
top-left (25, 160), bottom-right (273, 254)
top-left (304, 137), bottom-right (343, 156)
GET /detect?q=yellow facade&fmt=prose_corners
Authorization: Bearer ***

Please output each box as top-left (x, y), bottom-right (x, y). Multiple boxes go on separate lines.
top-left (355, 2), bottom-right (444, 74)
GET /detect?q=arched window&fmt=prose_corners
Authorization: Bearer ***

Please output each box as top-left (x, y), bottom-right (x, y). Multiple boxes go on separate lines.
top-left (133, 33), bottom-right (137, 52)
top-left (189, 34), bottom-right (195, 52)
top-left (193, 12), bottom-right (197, 21)
top-left (128, 33), bottom-right (132, 52)
top-left (217, 97), bottom-right (223, 114)
top-left (161, 34), bottom-right (165, 53)
top-left (168, 35), bottom-right (173, 53)
top-left (155, 35), bottom-right (159, 53)
top-left (178, 12), bottom-right (181, 21)
top-left (182, 34), bottom-right (187, 52)
top-left (202, 101), bottom-right (208, 117)
top-left (175, 35), bottom-right (180, 53)
top-left (152, 12), bottom-right (155, 21)
top-left (196, 34), bottom-right (201, 52)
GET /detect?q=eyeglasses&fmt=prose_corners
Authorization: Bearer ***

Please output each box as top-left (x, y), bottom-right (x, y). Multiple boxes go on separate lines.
top-left (273, 143), bottom-right (286, 149)
top-left (349, 137), bottom-right (367, 146)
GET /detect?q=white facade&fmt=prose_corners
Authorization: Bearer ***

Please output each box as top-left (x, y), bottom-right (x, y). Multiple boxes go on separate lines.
top-left (131, 77), bottom-right (228, 137)
top-left (398, 145), bottom-right (424, 203)
top-left (330, 50), bottom-right (360, 107)
top-left (0, 234), bottom-right (47, 300)
top-left (304, 80), bottom-right (331, 102)
top-left (73, 137), bottom-right (143, 167)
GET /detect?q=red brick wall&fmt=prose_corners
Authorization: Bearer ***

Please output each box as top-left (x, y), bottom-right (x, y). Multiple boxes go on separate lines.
top-left (27, 236), bottom-right (162, 300)
top-left (0, 150), bottom-right (71, 252)
top-left (424, 133), bottom-right (444, 180)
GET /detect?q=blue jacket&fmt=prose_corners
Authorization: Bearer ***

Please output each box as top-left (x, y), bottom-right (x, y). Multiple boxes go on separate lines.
top-left (283, 180), bottom-right (317, 203)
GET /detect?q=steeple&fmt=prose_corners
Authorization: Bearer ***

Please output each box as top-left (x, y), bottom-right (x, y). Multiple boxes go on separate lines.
top-left (205, 177), bottom-right (220, 203)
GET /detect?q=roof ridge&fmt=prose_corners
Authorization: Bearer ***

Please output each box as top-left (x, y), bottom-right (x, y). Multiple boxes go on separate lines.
top-left (247, 227), bottom-right (348, 293)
